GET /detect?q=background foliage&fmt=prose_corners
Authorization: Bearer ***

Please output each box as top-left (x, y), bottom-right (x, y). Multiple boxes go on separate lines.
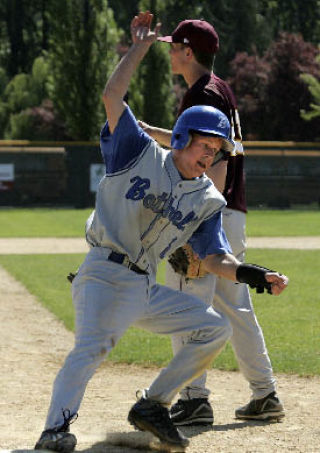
top-left (0, 0), bottom-right (319, 141)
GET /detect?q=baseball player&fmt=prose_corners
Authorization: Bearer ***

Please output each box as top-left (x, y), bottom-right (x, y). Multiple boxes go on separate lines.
top-left (34, 12), bottom-right (288, 453)
top-left (139, 19), bottom-right (286, 426)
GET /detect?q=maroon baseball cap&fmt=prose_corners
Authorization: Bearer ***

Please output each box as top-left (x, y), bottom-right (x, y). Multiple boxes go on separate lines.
top-left (158, 19), bottom-right (219, 54)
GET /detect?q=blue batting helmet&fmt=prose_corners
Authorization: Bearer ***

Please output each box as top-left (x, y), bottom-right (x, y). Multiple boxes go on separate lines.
top-left (171, 105), bottom-right (235, 153)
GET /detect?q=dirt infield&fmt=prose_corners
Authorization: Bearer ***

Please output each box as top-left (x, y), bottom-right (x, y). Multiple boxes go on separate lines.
top-left (0, 236), bottom-right (320, 255)
top-left (1, 260), bottom-right (320, 453)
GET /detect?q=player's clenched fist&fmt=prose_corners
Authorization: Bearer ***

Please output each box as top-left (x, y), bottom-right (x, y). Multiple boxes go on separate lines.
top-left (131, 11), bottom-right (161, 45)
top-left (265, 273), bottom-right (289, 296)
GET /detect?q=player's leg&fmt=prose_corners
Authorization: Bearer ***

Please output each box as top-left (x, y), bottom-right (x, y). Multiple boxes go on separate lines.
top-left (128, 283), bottom-right (231, 448)
top-left (35, 248), bottom-right (149, 452)
top-left (166, 264), bottom-right (217, 425)
top-left (214, 208), bottom-right (284, 420)
top-left (135, 283), bottom-right (231, 405)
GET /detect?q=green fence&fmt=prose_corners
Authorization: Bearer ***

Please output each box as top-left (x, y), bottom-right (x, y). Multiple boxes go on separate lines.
top-left (0, 140), bottom-right (319, 208)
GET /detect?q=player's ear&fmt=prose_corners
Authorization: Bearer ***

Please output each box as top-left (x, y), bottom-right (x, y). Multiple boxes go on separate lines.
top-left (185, 46), bottom-right (193, 59)
top-left (185, 133), bottom-right (192, 148)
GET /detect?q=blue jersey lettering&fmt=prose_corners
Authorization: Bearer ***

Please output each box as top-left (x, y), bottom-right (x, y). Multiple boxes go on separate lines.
top-left (126, 176), bottom-right (197, 231)
top-left (126, 176), bottom-right (151, 200)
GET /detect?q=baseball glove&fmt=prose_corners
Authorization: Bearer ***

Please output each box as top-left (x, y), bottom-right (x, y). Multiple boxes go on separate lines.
top-left (168, 244), bottom-right (209, 279)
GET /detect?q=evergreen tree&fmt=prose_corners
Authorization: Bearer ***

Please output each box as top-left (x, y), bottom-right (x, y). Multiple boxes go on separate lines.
top-left (0, 0), bottom-right (48, 77)
top-left (138, 42), bottom-right (175, 128)
top-left (107, 0), bottom-right (140, 36)
top-left (260, 0), bottom-right (320, 45)
top-left (47, 0), bottom-right (121, 140)
top-left (124, 0), bottom-right (175, 128)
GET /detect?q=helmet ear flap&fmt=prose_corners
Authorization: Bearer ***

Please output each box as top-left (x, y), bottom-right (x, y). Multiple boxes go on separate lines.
top-left (185, 133), bottom-right (192, 148)
top-left (171, 131), bottom-right (192, 150)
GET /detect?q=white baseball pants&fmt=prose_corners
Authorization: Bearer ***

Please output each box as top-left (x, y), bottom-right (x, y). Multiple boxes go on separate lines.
top-left (44, 246), bottom-right (232, 430)
top-left (167, 208), bottom-right (277, 400)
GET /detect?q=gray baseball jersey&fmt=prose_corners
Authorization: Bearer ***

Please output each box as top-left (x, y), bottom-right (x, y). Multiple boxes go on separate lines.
top-left (86, 106), bottom-right (231, 281)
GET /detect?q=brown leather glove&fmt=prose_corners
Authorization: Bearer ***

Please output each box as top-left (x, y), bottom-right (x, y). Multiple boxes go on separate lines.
top-left (168, 244), bottom-right (209, 279)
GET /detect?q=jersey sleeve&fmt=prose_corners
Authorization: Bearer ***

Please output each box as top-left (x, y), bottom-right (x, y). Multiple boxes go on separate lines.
top-left (187, 211), bottom-right (232, 258)
top-left (100, 106), bottom-right (152, 173)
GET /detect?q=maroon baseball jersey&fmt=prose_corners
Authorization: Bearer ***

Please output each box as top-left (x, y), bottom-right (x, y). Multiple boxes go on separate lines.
top-left (178, 73), bottom-right (247, 213)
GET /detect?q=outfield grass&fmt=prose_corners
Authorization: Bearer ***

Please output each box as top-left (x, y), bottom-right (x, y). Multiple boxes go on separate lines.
top-left (0, 207), bottom-right (319, 237)
top-left (246, 209), bottom-right (320, 236)
top-left (0, 208), bottom-right (92, 237)
top-left (0, 249), bottom-right (319, 375)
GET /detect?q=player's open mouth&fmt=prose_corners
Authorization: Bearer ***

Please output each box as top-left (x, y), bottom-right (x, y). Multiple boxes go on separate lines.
top-left (197, 161), bottom-right (206, 169)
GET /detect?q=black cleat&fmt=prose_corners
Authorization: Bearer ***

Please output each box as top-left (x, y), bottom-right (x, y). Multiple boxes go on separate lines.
top-left (170, 398), bottom-right (214, 426)
top-left (35, 408), bottom-right (78, 452)
top-left (128, 397), bottom-right (189, 451)
top-left (34, 430), bottom-right (77, 452)
top-left (235, 391), bottom-right (285, 421)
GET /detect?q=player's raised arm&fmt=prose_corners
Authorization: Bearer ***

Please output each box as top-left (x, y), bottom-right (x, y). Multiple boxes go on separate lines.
top-left (102, 11), bottom-right (161, 133)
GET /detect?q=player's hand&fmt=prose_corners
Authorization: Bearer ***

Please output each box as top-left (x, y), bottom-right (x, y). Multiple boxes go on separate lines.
top-left (265, 273), bottom-right (289, 295)
top-left (138, 119), bottom-right (152, 133)
top-left (130, 11), bottom-right (161, 45)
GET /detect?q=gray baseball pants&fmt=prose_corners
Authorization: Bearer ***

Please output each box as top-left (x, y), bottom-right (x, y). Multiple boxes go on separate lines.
top-left (44, 246), bottom-right (232, 430)
top-left (167, 208), bottom-right (277, 401)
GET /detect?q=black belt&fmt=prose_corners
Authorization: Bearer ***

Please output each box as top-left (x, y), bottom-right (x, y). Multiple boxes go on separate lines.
top-left (108, 251), bottom-right (148, 275)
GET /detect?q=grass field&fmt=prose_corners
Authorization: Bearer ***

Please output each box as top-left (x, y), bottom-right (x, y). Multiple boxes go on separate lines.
top-left (0, 248), bottom-right (319, 375)
top-left (0, 207), bottom-right (319, 237)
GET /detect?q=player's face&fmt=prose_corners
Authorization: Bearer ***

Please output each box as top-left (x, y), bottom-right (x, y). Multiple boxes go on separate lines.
top-left (173, 134), bottom-right (223, 179)
top-left (169, 43), bottom-right (190, 74)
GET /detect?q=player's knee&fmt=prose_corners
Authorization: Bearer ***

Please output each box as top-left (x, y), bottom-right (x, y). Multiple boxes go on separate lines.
top-left (191, 313), bottom-right (232, 346)
top-left (73, 335), bottom-right (115, 364)
top-left (207, 312), bottom-right (232, 345)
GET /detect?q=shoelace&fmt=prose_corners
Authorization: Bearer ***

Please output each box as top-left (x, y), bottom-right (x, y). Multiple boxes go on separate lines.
top-left (60, 408), bottom-right (78, 432)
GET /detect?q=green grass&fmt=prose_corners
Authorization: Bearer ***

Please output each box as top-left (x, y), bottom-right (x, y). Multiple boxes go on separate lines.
top-left (0, 250), bottom-right (319, 375)
top-left (0, 208), bottom-right (92, 237)
top-left (246, 209), bottom-right (320, 237)
top-left (0, 207), bottom-right (319, 237)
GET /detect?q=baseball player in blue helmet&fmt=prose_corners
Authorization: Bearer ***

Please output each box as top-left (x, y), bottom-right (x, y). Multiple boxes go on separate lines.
top-left (34, 12), bottom-right (289, 453)
top-left (171, 105), bottom-right (235, 152)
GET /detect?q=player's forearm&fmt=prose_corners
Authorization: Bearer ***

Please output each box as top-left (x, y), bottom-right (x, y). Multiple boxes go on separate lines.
top-left (104, 43), bottom-right (149, 99)
top-left (206, 160), bottom-right (228, 193)
top-left (204, 253), bottom-right (289, 295)
top-left (146, 126), bottom-right (172, 147)
top-left (103, 43), bottom-right (150, 131)
top-left (203, 253), bottom-right (240, 281)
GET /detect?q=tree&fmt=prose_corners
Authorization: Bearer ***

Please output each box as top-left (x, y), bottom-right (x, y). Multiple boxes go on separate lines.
top-left (0, 0), bottom-right (49, 77)
top-left (137, 42), bottom-right (175, 128)
top-left (47, 0), bottom-right (121, 140)
top-left (228, 32), bottom-right (320, 140)
top-left (7, 100), bottom-right (69, 140)
top-left (228, 51), bottom-right (271, 139)
top-left (107, 0), bottom-right (140, 36)
top-left (1, 56), bottom-right (68, 140)
top-left (259, 0), bottom-right (320, 46)
top-left (264, 32), bottom-right (320, 140)
top-left (0, 68), bottom-right (9, 137)
top-left (300, 55), bottom-right (320, 122)
top-left (123, 0), bottom-right (175, 128)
